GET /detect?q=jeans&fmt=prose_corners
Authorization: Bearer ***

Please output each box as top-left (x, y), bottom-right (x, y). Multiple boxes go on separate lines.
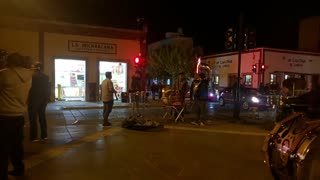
top-left (28, 103), bottom-right (48, 140)
top-left (103, 100), bottom-right (114, 124)
top-left (0, 116), bottom-right (25, 180)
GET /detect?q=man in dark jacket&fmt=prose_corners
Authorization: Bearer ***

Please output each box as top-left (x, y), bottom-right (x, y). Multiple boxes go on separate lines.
top-left (192, 72), bottom-right (209, 126)
top-left (28, 63), bottom-right (50, 142)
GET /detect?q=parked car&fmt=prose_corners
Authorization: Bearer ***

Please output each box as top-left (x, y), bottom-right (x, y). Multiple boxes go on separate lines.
top-left (218, 87), bottom-right (271, 110)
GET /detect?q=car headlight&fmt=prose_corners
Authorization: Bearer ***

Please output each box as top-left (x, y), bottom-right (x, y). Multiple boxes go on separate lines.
top-left (251, 96), bottom-right (260, 103)
top-left (209, 93), bottom-right (214, 97)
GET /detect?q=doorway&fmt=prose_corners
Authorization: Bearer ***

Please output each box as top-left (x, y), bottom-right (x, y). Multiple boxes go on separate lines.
top-left (99, 61), bottom-right (127, 100)
top-left (55, 59), bottom-right (86, 101)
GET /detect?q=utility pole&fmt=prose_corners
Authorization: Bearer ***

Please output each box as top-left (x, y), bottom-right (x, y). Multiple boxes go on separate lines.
top-left (233, 13), bottom-right (244, 120)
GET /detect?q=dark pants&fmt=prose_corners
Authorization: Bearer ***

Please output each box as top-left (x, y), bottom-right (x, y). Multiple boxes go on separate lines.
top-left (28, 103), bottom-right (48, 140)
top-left (0, 116), bottom-right (25, 180)
top-left (194, 99), bottom-right (208, 122)
top-left (103, 100), bottom-right (114, 124)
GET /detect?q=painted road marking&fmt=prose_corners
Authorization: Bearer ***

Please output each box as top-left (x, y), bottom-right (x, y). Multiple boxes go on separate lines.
top-left (24, 125), bottom-right (268, 170)
top-left (24, 127), bottom-right (122, 170)
top-left (165, 125), bottom-right (268, 137)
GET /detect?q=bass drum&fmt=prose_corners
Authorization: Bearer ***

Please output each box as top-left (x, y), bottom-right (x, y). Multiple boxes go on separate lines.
top-left (294, 128), bottom-right (320, 180)
top-left (262, 112), bottom-right (320, 180)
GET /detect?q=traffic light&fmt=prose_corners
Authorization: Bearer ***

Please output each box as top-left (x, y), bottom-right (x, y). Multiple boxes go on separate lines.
top-left (252, 64), bottom-right (257, 73)
top-left (260, 64), bottom-right (265, 72)
top-left (243, 26), bottom-right (256, 50)
top-left (133, 55), bottom-right (142, 66)
top-left (224, 28), bottom-right (236, 50)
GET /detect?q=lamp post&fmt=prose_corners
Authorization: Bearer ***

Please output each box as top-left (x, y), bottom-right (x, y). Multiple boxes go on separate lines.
top-left (233, 13), bottom-right (244, 121)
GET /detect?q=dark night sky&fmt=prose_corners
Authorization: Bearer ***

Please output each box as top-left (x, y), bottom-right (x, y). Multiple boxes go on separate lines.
top-left (0, 0), bottom-right (319, 55)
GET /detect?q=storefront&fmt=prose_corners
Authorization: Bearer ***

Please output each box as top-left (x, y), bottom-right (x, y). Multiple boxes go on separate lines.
top-left (0, 16), bottom-right (147, 101)
top-left (202, 47), bottom-right (320, 92)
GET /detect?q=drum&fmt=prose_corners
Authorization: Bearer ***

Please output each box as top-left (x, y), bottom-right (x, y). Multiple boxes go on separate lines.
top-left (262, 112), bottom-right (320, 180)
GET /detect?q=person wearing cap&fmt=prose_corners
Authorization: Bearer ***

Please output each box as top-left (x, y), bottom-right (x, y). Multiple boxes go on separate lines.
top-left (0, 53), bottom-right (35, 179)
top-left (28, 62), bottom-right (50, 142)
top-left (101, 71), bottom-right (117, 126)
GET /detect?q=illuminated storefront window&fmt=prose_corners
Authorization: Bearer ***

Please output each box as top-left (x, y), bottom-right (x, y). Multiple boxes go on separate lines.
top-left (243, 74), bottom-right (252, 87)
top-left (99, 61), bottom-right (127, 96)
top-left (55, 59), bottom-right (86, 101)
top-left (213, 74), bottom-right (219, 85)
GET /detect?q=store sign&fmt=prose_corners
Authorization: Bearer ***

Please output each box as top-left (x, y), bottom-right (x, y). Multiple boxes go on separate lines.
top-left (68, 40), bottom-right (117, 54)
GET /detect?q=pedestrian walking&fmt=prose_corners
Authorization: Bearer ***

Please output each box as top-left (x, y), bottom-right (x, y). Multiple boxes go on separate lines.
top-left (101, 71), bottom-right (117, 126)
top-left (0, 53), bottom-right (34, 179)
top-left (28, 62), bottom-right (50, 142)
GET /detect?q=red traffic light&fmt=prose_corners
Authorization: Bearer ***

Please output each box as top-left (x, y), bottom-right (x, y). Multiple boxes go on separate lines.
top-left (261, 64), bottom-right (265, 70)
top-left (252, 64), bottom-right (257, 73)
top-left (133, 55), bottom-right (142, 65)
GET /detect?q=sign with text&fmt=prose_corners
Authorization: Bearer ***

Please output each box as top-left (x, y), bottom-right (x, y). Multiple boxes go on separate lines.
top-left (68, 40), bottom-right (117, 54)
top-left (265, 50), bottom-right (320, 74)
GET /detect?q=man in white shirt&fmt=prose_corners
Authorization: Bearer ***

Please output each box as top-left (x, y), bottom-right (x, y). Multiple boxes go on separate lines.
top-left (100, 71), bottom-right (116, 126)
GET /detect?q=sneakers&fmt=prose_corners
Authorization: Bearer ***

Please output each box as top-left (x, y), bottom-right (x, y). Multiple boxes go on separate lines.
top-left (103, 122), bottom-right (112, 127)
top-left (191, 121), bottom-right (204, 126)
top-left (191, 121), bottom-right (198, 126)
top-left (31, 139), bottom-right (40, 143)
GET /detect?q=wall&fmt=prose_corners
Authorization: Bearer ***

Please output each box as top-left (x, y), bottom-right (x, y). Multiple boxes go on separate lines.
top-left (264, 49), bottom-right (320, 75)
top-left (0, 28), bottom-right (39, 61)
top-left (44, 32), bottom-right (140, 83)
top-left (203, 49), bottom-right (262, 88)
top-left (298, 16), bottom-right (320, 52)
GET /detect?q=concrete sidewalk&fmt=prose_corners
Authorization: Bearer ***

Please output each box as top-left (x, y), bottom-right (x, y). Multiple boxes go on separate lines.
top-left (54, 99), bottom-right (163, 110)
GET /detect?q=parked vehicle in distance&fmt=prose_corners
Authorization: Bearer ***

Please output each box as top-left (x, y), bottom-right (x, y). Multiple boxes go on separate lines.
top-left (218, 87), bottom-right (271, 110)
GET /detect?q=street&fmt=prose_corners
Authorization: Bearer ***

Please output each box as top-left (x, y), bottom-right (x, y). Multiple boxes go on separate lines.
top-left (11, 101), bottom-right (274, 180)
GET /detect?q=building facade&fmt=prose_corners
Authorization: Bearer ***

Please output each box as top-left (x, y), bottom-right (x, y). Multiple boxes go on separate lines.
top-left (202, 47), bottom-right (320, 93)
top-left (0, 16), bottom-right (147, 101)
top-left (299, 16), bottom-right (320, 52)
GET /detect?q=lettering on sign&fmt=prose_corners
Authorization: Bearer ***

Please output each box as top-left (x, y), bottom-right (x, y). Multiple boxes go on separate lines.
top-left (216, 59), bottom-right (232, 68)
top-left (283, 56), bottom-right (312, 68)
top-left (68, 40), bottom-right (117, 54)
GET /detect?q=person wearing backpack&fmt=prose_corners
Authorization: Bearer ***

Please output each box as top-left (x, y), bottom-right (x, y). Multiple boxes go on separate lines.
top-left (191, 72), bottom-right (209, 126)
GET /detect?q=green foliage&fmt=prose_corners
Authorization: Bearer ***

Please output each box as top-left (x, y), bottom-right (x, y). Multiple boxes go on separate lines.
top-left (147, 44), bottom-right (197, 80)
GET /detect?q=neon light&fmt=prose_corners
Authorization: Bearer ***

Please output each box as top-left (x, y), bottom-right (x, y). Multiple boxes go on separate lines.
top-left (196, 57), bottom-right (201, 73)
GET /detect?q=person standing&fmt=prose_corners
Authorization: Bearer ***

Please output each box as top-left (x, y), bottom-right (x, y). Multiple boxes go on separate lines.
top-left (28, 62), bottom-right (50, 142)
top-left (0, 53), bottom-right (34, 179)
top-left (101, 71), bottom-right (116, 126)
top-left (192, 72), bottom-right (209, 126)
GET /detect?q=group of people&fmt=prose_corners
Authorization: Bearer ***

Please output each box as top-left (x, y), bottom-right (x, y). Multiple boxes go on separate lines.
top-left (0, 52), bottom-right (50, 180)
top-left (170, 72), bottom-right (209, 126)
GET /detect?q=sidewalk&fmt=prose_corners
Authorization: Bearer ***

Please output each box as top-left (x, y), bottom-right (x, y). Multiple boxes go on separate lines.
top-left (55, 99), bottom-right (163, 110)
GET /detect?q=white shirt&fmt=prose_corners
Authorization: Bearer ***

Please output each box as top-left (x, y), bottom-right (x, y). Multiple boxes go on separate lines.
top-left (101, 78), bottom-right (115, 102)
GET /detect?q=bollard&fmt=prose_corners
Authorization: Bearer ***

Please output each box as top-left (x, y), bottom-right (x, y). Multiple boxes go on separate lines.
top-left (57, 84), bottom-right (62, 100)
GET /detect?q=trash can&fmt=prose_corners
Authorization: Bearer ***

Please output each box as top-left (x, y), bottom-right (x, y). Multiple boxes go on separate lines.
top-left (87, 82), bottom-right (97, 102)
top-left (121, 92), bottom-right (129, 103)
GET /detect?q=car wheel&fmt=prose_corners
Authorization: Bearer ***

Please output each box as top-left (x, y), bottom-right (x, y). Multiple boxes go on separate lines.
top-left (242, 101), bottom-right (249, 111)
top-left (219, 98), bottom-right (225, 106)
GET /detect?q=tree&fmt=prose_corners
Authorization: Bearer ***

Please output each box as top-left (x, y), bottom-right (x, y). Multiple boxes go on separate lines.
top-left (147, 44), bottom-right (198, 80)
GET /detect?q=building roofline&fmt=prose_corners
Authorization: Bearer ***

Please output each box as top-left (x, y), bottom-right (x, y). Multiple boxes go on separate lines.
top-left (0, 16), bottom-right (145, 40)
top-left (202, 47), bottom-right (320, 59)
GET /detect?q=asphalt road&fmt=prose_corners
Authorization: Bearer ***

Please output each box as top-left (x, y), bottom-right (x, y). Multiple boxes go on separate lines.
top-left (11, 102), bottom-right (275, 180)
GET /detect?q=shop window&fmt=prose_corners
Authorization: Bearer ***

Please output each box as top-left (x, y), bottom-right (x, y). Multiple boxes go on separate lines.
top-left (213, 74), bottom-right (219, 85)
top-left (270, 74), bottom-right (276, 84)
top-left (243, 74), bottom-right (252, 87)
top-left (285, 74), bottom-right (290, 79)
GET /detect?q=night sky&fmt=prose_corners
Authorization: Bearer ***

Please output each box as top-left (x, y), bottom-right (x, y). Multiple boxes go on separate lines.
top-left (1, 0), bottom-right (319, 55)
